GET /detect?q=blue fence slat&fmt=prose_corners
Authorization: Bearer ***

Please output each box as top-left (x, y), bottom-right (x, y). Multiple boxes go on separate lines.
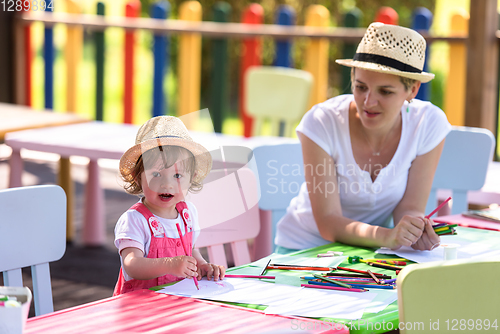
top-left (151, 2), bottom-right (170, 117)
top-left (274, 5), bottom-right (295, 68)
top-left (44, 5), bottom-right (54, 110)
top-left (412, 7), bottom-right (433, 101)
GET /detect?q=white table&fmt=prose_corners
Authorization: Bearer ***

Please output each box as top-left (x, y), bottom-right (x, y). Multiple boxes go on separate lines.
top-left (5, 121), bottom-right (295, 246)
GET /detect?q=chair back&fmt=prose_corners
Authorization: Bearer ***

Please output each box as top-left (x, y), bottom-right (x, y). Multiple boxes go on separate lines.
top-left (245, 66), bottom-right (313, 137)
top-left (252, 142), bottom-right (304, 256)
top-left (0, 185), bottom-right (66, 316)
top-left (427, 126), bottom-right (495, 215)
top-left (188, 168), bottom-right (260, 267)
top-left (397, 258), bottom-right (500, 334)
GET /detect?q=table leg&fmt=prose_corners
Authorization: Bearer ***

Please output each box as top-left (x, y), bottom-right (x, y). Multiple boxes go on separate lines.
top-left (58, 158), bottom-right (74, 242)
top-left (83, 159), bottom-right (106, 246)
top-left (8, 148), bottom-right (23, 188)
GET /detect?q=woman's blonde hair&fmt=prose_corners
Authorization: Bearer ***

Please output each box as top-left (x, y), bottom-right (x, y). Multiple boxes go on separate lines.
top-left (121, 145), bottom-right (202, 195)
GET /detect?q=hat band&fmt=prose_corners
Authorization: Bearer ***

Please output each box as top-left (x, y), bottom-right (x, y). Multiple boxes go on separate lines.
top-left (353, 53), bottom-right (422, 73)
top-left (154, 135), bottom-right (183, 139)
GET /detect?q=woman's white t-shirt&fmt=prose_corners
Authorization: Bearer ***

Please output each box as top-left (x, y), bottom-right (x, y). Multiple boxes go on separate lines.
top-left (275, 94), bottom-right (452, 250)
top-left (114, 199), bottom-right (200, 280)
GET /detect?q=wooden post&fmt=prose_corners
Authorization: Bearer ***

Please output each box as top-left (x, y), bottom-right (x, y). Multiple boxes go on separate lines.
top-left (465, 0), bottom-right (498, 133)
top-left (444, 10), bottom-right (468, 126)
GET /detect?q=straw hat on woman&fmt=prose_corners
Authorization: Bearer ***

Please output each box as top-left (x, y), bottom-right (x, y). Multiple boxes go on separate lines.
top-left (274, 22), bottom-right (451, 254)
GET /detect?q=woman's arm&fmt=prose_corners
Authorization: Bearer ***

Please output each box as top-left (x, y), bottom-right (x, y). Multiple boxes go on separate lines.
top-left (391, 139), bottom-right (446, 250)
top-left (300, 132), bottom-right (393, 248)
top-left (121, 247), bottom-right (198, 280)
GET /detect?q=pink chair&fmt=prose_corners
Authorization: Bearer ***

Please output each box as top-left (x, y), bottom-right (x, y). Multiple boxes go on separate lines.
top-left (187, 167), bottom-right (260, 268)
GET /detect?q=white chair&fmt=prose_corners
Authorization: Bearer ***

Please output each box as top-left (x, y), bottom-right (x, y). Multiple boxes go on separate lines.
top-left (251, 142), bottom-right (304, 258)
top-left (0, 185), bottom-right (66, 316)
top-left (427, 126), bottom-right (496, 215)
top-left (397, 258), bottom-right (500, 334)
top-left (245, 66), bottom-right (313, 137)
top-left (188, 168), bottom-right (260, 267)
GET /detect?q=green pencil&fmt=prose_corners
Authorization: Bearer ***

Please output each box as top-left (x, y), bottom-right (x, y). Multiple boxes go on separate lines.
top-left (435, 228), bottom-right (456, 235)
top-left (313, 274), bottom-right (352, 289)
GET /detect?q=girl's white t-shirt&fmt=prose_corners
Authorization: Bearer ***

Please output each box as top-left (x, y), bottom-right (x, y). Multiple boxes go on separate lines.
top-left (275, 94), bottom-right (452, 250)
top-left (114, 199), bottom-right (200, 281)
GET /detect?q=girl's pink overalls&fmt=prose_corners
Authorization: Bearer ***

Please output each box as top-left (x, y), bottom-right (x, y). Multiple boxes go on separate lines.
top-left (113, 202), bottom-right (193, 295)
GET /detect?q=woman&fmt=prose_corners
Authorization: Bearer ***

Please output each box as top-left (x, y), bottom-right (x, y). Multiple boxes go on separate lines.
top-left (275, 22), bottom-right (451, 254)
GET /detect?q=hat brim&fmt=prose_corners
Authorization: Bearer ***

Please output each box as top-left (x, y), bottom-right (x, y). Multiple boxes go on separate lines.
top-left (119, 137), bottom-right (212, 184)
top-left (336, 59), bottom-right (434, 83)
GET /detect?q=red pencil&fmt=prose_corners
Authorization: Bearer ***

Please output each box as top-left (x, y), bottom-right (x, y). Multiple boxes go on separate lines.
top-left (425, 196), bottom-right (452, 219)
top-left (176, 223), bottom-right (199, 290)
top-left (336, 266), bottom-right (385, 276)
top-left (267, 265), bottom-right (333, 271)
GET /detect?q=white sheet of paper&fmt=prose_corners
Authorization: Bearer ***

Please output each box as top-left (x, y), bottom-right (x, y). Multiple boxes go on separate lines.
top-left (363, 290), bottom-right (398, 314)
top-left (264, 287), bottom-right (377, 320)
top-left (251, 254), bottom-right (346, 269)
top-left (156, 277), bottom-right (234, 298)
top-left (375, 229), bottom-right (500, 263)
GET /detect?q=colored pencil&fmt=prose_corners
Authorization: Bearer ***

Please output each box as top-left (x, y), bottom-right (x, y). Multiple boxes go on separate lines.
top-left (301, 283), bottom-right (367, 293)
top-left (337, 266), bottom-right (385, 276)
top-left (260, 259), bottom-right (271, 276)
top-left (325, 272), bottom-right (392, 279)
top-left (380, 278), bottom-right (397, 284)
top-left (266, 265), bottom-right (333, 271)
top-left (345, 283), bottom-right (396, 290)
top-left (436, 230), bottom-right (457, 236)
top-left (309, 280), bottom-right (395, 290)
top-left (225, 275), bottom-right (275, 279)
top-left (313, 274), bottom-right (352, 288)
top-left (175, 223), bottom-right (199, 290)
top-left (366, 270), bottom-right (380, 284)
top-left (366, 262), bottom-right (402, 271)
top-left (425, 196), bottom-right (452, 219)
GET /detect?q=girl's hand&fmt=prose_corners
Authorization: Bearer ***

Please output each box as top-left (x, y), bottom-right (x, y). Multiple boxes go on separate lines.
top-left (388, 215), bottom-right (426, 250)
top-left (411, 218), bottom-right (440, 251)
top-left (168, 255), bottom-right (198, 279)
top-left (198, 263), bottom-right (226, 281)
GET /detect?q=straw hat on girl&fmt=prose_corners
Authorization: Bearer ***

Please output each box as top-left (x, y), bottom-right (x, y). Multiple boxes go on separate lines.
top-left (119, 116), bottom-right (212, 184)
top-left (336, 22), bottom-right (434, 83)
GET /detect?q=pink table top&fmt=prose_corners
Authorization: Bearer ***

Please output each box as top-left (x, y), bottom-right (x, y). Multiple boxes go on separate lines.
top-left (434, 214), bottom-right (500, 231)
top-left (25, 289), bottom-right (348, 334)
top-left (0, 103), bottom-right (88, 140)
top-left (5, 121), bottom-right (297, 162)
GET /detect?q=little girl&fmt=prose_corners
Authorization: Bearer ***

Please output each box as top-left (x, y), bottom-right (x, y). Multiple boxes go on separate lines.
top-left (113, 116), bottom-right (225, 295)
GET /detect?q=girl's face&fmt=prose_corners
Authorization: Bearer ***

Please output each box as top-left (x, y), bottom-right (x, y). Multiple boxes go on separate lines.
top-left (141, 156), bottom-right (192, 219)
top-left (352, 68), bottom-right (419, 131)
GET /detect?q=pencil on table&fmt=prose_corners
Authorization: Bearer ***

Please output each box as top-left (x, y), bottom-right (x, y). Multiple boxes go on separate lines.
top-left (260, 259), bottom-right (271, 276)
top-left (366, 270), bottom-right (380, 284)
top-left (301, 284), bottom-right (367, 293)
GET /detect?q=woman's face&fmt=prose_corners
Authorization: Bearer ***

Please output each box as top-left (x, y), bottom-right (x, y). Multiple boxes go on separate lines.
top-left (352, 68), bottom-right (419, 130)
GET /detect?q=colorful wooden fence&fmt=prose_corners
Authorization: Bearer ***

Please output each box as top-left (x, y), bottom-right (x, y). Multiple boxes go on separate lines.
top-left (19, 3), bottom-right (484, 137)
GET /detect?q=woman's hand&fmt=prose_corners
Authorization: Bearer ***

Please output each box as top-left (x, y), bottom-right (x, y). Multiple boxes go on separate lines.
top-left (197, 263), bottom-right (226, 281)
top-left (167, 255), bottom-right (198, 279)
top-left (411, 218), bottom-right (440, 251)
top-left (388, 215), bottom-right (426, 250)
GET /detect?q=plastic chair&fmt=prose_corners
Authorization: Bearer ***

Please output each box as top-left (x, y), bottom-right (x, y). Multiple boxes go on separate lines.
top-left (0, 185), bottom-right (66, 316)
top-left (245, 66), bottom-right (313, 137)
top-left (397, 258), bottom-right (500, 334)
top-left (426, 126), bottom-right (495, 215)
top-left (188, 167), bottom-right (260, 267)
top-left (251, 142), bottom-right (304, 258)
